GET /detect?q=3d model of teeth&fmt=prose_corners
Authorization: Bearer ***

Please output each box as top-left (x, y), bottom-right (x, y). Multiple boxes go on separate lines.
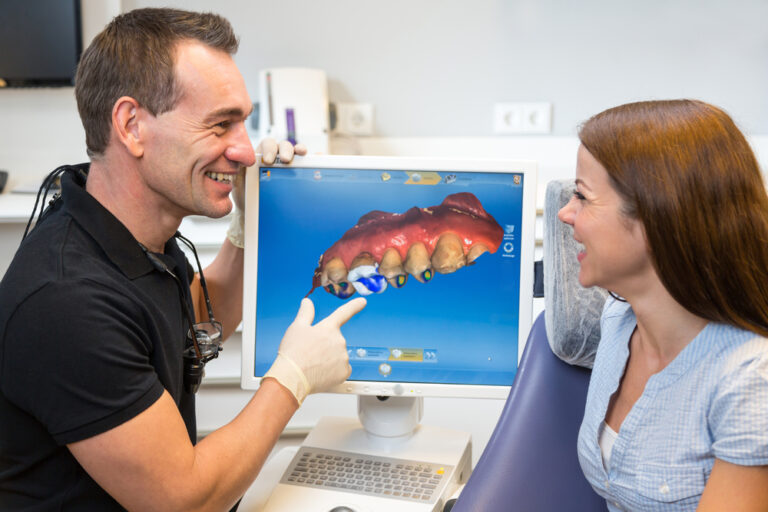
top-left (310, 192), bottom-right (503, 298)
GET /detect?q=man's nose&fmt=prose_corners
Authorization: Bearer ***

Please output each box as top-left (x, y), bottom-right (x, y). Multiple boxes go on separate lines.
top-left (225, 122), bottom-right (256, 167)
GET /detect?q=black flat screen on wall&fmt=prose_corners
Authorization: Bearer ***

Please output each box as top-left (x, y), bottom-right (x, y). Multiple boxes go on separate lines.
top-left (0, 0), bottom-right (82, 87)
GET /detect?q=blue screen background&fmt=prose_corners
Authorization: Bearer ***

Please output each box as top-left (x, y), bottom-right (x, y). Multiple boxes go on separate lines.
top-left (253, 167), bottom-right (525, 386)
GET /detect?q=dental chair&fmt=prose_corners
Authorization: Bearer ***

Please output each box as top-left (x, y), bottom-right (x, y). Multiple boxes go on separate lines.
top-left (450, 180), bottom-right (609, 512)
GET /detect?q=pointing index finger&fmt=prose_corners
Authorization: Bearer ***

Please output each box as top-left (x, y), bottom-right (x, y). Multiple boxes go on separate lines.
top-left (293, 297), bottom-right (316, 325)
top-left (322, 297), bottom-right (367, 328)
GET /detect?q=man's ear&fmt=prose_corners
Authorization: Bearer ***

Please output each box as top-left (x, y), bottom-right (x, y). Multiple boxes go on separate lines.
top-left (112, 96), bottom-right (144, 158)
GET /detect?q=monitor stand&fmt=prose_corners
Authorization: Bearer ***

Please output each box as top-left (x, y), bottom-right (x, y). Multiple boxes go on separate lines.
top-left (261, 396), bottom-right (472, 512)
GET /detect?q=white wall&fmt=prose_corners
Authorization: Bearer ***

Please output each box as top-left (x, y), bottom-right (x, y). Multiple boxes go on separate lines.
top-left (0, 0), bottom-right (119, 186)
top-left (124, 0), bottom-right (768, 136)
top-left (2, 0), bottom-right (768, 185)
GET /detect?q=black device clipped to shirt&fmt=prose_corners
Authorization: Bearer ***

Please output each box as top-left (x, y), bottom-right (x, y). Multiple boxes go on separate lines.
top-left (140, 233), bottom-right (223, 394)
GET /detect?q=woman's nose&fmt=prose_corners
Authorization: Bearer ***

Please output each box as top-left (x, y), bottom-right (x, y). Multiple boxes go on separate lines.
top-left (558, 197), bottom-right (576, 225)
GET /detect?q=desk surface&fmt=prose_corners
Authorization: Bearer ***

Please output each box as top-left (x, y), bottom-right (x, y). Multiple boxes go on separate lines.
top-left (240, 447), bottom-right (299, 511)
top-left (0, 192), bottom-right (36, 224)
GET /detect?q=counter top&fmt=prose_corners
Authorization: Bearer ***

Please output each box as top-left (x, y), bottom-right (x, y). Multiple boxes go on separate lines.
top-left (0, 192), bottom-right (37, 224)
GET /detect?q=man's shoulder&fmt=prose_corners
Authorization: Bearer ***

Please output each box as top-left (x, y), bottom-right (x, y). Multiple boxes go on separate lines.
top-left (0, 215), bottom-right (130, 328)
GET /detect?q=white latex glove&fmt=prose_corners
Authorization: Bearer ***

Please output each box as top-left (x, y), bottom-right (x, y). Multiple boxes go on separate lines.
top-left (226, 138), bottom-right (308, 248)
top-left (264, 297), bottom-right (367, 405)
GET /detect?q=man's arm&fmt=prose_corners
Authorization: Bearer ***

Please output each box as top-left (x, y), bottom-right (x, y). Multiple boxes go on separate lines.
top-left (68, 297), bottom-right (365, 511)
top-left (190, 238), bottom-right (242, 340)
top-left (69, 379), bottom-right (295, 512)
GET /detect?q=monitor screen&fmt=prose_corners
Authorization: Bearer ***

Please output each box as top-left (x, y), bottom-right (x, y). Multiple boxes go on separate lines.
top-left (241, 155), bottom-right (537, 399)
top-left (0, 0), bottom-right (82, 87)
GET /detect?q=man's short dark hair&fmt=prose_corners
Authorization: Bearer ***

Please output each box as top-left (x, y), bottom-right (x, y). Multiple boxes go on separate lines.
top-left (75, 8), bottom-right (239, 157)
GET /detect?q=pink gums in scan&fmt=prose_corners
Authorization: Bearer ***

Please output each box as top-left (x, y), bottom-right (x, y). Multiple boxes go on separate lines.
top-left (309, 192), bottom-right (503, 298)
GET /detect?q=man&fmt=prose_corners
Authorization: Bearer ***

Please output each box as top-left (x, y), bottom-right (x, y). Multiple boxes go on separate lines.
top-left (0, 8), bottom-right (365, 510)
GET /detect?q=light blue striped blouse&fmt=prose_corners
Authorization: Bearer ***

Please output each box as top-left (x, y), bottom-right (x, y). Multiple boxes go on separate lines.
top-left (578, 298), bottom-right (768, 511)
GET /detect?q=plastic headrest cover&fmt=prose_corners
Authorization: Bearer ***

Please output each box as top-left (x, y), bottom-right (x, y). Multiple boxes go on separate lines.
top-left (543, 179), bottom-right (608, 368)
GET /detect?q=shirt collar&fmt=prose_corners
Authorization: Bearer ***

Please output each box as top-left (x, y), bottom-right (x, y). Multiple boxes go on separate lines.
top-left (60, 164), bottom-right (156, 280)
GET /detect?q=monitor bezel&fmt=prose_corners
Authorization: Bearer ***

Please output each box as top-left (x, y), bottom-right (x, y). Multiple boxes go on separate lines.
top-left (241, 154), bottom-right (538, 399)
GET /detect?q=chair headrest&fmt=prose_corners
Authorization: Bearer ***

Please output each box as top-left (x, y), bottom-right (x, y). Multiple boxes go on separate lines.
top-left (543, 180), bottom-right (607, 368)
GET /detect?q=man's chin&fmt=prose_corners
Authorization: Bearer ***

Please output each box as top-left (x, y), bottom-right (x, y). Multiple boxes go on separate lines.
top-left (199, 201), bottom-right (234, 220)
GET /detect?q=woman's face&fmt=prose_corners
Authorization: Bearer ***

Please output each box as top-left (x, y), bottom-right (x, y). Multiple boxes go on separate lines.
top-left (558, 145), bottom-right (653, 293)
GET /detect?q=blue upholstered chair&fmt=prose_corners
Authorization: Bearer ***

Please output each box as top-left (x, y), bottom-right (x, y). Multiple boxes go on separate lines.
top-left (450, 180), bottom-right (609, 512)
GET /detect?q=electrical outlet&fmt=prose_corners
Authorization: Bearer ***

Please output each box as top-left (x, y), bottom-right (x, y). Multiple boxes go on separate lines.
top-left (336, 102), bottom-right (374, 136)
top-left (494, 102), bottom-right (552, 134)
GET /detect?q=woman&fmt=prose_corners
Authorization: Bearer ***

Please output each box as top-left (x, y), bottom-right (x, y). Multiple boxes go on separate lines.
top-left (558, 100), bottom-right (768, 511)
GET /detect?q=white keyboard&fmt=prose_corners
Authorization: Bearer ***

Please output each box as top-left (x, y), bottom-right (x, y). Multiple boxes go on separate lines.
top-left (280, 447), bottom-right (453, 504)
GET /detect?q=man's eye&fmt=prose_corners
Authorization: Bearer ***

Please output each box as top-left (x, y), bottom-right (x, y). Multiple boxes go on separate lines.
top-left (214, 121), bottom-right (231, 130)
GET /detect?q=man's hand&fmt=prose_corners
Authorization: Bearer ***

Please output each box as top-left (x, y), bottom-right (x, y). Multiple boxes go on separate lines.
top-left (264, 297), bottom-right (367, 404)
top-left (227, 138), bottom-right (308, 248)
top-left (258, 138), bottom-right (308, 167)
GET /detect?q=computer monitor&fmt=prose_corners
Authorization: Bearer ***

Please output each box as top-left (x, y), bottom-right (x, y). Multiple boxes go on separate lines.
top-left (242, 154), bottom-right (537, 429)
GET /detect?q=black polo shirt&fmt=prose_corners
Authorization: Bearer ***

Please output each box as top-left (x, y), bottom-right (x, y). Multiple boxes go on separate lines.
top-left (0, 164), bottom-right (197, 510)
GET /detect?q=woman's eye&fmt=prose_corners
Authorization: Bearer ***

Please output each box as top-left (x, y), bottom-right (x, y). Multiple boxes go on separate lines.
top-left (573, 190), bottom-right (586, 201)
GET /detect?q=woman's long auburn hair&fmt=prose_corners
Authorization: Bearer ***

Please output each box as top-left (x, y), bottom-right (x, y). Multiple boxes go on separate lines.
top-left (579, 99), bottom-right (768, 337)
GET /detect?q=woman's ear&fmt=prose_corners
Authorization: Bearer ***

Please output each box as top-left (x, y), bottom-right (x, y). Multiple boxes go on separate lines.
top-left (111, 96), bottom-right (144, 158)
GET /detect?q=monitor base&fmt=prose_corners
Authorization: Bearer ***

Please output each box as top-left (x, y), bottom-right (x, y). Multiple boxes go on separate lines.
top-left (358, 395), bottom-right (423, 437)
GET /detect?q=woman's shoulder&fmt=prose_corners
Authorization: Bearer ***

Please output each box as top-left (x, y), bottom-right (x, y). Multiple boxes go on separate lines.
top-left (709, 324), bottom-right (768, 374)
top-left (707, 326), bottom-right (768, 465)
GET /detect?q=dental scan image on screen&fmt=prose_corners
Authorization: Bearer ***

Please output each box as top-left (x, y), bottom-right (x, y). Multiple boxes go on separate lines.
top-left (244, 157), bottom-right (536, 394)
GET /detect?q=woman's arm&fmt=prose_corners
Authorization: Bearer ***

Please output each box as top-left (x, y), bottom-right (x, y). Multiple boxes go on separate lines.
top-left (697, 459), bottom-right (768, 511)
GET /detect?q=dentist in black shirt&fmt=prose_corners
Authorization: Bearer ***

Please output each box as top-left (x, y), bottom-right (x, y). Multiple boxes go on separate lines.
top-left (0, 8), bottom-right (365, 511)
